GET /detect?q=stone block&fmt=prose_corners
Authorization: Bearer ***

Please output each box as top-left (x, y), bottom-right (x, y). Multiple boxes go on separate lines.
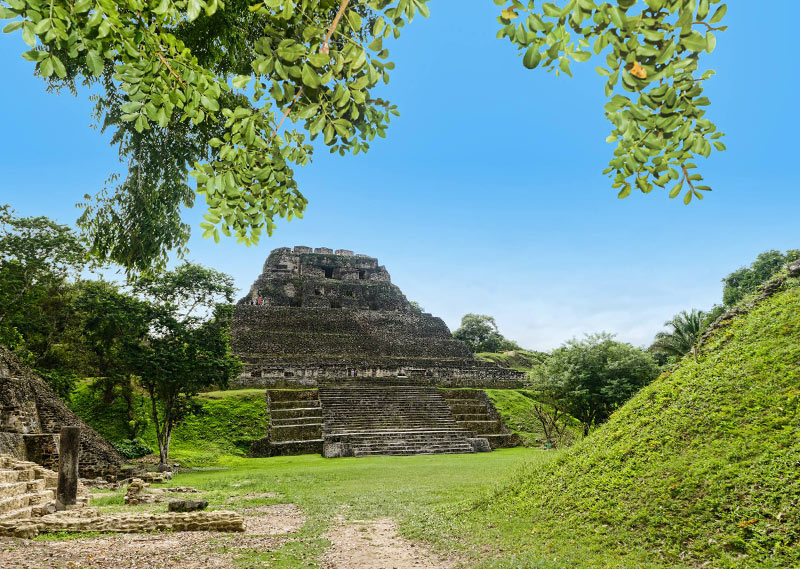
top-left (167, 500), bottom-right (208, 512)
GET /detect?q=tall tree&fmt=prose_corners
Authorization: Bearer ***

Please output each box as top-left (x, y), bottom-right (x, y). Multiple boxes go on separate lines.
top-left (498, 0), bottom-right (728, 204)
top-left (453, 314), bottom-right (521, 353)
top-left (0, 0), bottom-right (429, 274)
top-left (530, 332), bottom-right (659, 436)
top-left (132, 263), bottom-right (241, 468)
top-left (722, 249), bottom-right (800, 307)
top-left (0, 205), bottom-right (85, 346)
top-left (649, 308), bottom-right (705, 358)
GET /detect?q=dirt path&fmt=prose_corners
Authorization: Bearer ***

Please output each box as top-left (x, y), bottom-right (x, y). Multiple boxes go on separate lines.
top-left (321, 518), bottom-right (457, 569)
top-left (0, 504), bottom-right (305, 569)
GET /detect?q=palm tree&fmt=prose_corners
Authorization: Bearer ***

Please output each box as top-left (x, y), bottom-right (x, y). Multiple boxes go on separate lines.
top-left (649, 309), bottom-right (706, 358)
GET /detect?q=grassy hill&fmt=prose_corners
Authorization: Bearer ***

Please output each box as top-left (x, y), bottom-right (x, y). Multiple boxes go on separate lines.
top-left (476, 349), bottom-right (547, 372)
top-left (69, 386), bottom-right (267, 465)
top-left (410, 271), bottom-right (800, 568)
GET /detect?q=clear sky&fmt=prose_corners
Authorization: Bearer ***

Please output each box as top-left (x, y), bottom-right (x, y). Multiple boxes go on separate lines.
top-left (0, 3), bottom-right (797, 350)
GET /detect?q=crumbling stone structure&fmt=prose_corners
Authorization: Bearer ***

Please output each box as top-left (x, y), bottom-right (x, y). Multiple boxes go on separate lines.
top-left (0, 346), bottom-right (122, 478)
top-left (236, 247), bottom-right (525, 458)
top-left (232, 246), bottom-right (526, 388)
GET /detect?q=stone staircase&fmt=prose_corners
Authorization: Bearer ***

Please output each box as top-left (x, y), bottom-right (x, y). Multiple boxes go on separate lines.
top-left (251, 389), bottom-right (324, 457)
top-left (441, 390), bottom-right (518, 449)
top-left (0, 456), bottom-right (57, 522)
top-left (319, 386), bottom-right (481, 457)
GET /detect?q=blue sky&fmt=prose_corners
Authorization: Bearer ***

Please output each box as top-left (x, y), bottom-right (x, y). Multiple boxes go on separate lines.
top-left (0, 3), bottom-right (797, 350)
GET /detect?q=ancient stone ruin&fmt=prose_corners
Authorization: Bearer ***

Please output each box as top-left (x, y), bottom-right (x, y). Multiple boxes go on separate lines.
top-left (233, 246), bottom-right (524, 458)
top-left (0, 345), bottom-right (122, 478)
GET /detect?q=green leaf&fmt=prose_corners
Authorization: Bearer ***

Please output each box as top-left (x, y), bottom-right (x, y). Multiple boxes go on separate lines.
top-left (21, 23), bottom-right (35, 47)
top-left (3, 21), bottom-right (23, 33)
top-left (709, 4), bottom-right (727, 24)
top-left (522, 46), bottom-right (541, 69)
top-left (200, 94), bottom-right (220, 112)
top-left (706, 32), bottom-right (716, 54)
top-left (346, 10), bottom-right (362, 31)
top-left (232, 75), bottom-right (250, 89)
top-left (301, 64), bottom-right (321, 89)
top-left (86, 50), bottom-right (104, 76)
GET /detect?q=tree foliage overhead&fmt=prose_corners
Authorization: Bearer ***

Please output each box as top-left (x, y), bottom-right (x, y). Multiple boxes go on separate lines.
top-left (497, 0), bottom-right (727, 204)
top-left (0, 0), bottom-right (429, 274)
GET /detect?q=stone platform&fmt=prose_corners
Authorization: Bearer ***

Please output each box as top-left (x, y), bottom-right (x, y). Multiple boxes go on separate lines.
top-left (251, 386), bottom-right (517, 458)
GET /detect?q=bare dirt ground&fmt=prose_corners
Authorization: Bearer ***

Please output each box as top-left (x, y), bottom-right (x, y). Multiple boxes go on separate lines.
top-left (321, 518), bottom-right (457, 569)
top-left (0, 504), bottom-right (305, 569)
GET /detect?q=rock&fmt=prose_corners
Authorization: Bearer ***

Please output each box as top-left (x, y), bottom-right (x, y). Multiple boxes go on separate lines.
top-left (124, 478), bottom-right (152, 505)
top-left (789, 259), bottom-right (800, 276)
top-left (467, 438), bottom-right (492, 452)
top-left (167, 500), bottom-right (209, 512)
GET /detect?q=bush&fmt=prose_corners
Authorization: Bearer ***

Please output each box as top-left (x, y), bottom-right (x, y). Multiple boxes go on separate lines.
top-left (112, 438), bottom-right (154, 459)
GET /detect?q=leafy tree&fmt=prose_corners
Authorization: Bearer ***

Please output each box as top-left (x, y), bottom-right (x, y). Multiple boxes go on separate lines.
top-left (648, 308), bottom-right (705, 358)
top-left (132, 263), bottom-right (241, 468)
top-left (530, 332), bottom-right (659, 436)
top-left (498, 0), bottom-right (728, 204)
top-left (722, 249), bottom-right (800, 307)
top-left (73, 280), bottom-right (152, 439)
top-left (0, 0), bottom-right (429, 273)
top-left (453, 314), bottom-right (521, 353)
top-left (0, 205), bottom-right (85, 347)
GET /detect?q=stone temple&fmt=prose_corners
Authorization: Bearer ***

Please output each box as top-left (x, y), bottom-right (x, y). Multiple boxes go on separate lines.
top-left (232, 246), bottom-right (526, 458)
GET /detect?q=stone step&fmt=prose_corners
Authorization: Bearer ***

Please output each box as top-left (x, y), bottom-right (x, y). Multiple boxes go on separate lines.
top-left (451, 413), bottom-right (490, 421)
top-left (267, 389), bottom-right (319, 403)
top-left (0, 482), bottom-right (29, 500)
top-left (271, 416), bottom-right (324, 426)
top-left (0, 479), bottom-right (46, 500)
top-left (0, 505), bottom-right (34, 522)
top-left (0, 490), bottom-right (54, 516)
top-left (270, 399), bottom-right (321, 410)
top-left (456, 420), bottom-right (506, 434)
top-left (271, 408), bottom-right (324, 419)
top-left (0, 470), bottom-right (26, 484)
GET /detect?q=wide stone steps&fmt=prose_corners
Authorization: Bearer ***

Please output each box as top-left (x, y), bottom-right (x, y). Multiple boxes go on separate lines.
top-left (318, 386), bottom-right (481, 457)
top-left (441, 390), bottom-right (517, 449)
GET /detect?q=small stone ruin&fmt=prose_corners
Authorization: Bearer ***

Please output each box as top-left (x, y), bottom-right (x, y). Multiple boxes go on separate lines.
top-left (0, 345), bottom-right (122, 478)
top-left (0, 455), bottom-right (242, 538)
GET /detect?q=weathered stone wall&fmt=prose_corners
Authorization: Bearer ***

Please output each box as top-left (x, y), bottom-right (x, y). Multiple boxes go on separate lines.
top-left (230, 247), bottom-right (526, 389)
top-left (0, 345), bottom-right (123, 478)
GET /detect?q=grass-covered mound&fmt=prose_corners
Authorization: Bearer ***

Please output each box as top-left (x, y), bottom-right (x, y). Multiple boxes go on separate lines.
top-left (413, 273), bottom-right (800, 568)
top-left (476, 349), bottom-right (546, 372)
top-left (69, 386), bottom-right (267, 465)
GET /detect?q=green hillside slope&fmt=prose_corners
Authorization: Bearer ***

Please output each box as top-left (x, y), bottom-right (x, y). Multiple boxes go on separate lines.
top-left (415, 272), bottom-right (800, 568)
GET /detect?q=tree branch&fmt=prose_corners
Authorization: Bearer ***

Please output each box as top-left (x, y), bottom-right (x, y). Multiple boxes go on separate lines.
top-left (156, 51), bottom-right (187, 87)
top-left (322, 0), bottom-right (351, 54)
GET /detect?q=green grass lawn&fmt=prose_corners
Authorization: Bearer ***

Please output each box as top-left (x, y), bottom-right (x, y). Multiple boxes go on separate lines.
top-left (80, 449), bottom-right (547, 567)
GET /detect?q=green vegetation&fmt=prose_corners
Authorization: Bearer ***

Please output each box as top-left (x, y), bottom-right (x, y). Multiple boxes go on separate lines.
top-left (0, 1), bottom-right (429, 273)
top-left (453, 314), bottom-right (521, 353)
top-left (499, 1), bottom-right (727, 203)
top-left (409, 273), bottom-right (800, 568)
top-left (69, 386), bottom-right (267, 466)
top-left (69, 449), bottom-right (542, 566)
top-left (476, 349), bottom-right (546, 373)
top-left (722, 249), bottom-right (800, 306)
top-left (486, 389), bottom-right (546, 444)
top-left (530, 332), bottom-right (660, 437)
